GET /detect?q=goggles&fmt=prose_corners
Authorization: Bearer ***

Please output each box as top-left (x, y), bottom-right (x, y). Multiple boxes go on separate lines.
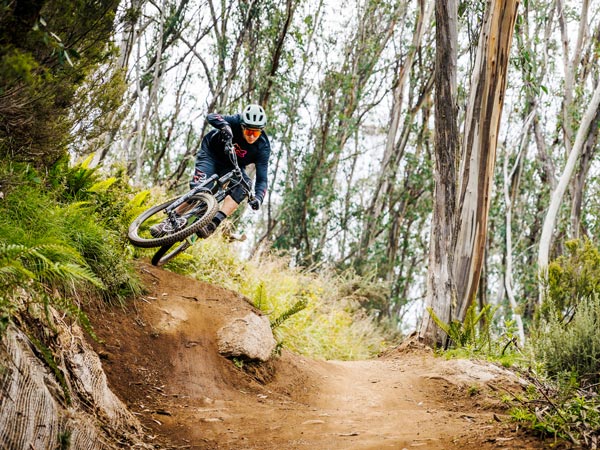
top-left (242, 127), bottom-right (262, 138)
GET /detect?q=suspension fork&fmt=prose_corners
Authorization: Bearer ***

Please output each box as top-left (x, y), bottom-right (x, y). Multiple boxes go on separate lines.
top-left (164, 174), bottom-right (220, 220)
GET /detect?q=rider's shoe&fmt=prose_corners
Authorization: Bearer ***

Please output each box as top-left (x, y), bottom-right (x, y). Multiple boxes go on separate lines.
top-left (150, 220), bottom-right (167, 238)
top-left (150, 214), bottom-right (184, 238)
top-left (197, 211), bottom-right (227, 239)
top-left (197, 221), bottom-right (218, 239)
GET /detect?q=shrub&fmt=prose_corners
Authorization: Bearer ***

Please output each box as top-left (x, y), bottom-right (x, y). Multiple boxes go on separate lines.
top-left (535, 238), bottom-right (600, 387)
top-left (0, 161), bottom-right (142, 318)
top-left (0, 0), bottom-right (121, 166)
top-left (511, 240), bottom-right (600, 448)
top-left (546, 239), bottom-right (600, 320)
top-left (532, 295), bottom-right (600, 388)
top-left (509, 368), bottom-right (600, 447)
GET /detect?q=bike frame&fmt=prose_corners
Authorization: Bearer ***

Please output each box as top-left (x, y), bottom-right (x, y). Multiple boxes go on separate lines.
top-left (162, 141), bottom-right (255, 225)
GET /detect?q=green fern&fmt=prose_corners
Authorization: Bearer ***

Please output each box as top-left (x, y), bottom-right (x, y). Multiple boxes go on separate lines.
top-left (0, 242), bottom-right (105, 336)
top-left (427, 303), bottom-right (496, 349)
top-left (0, 243), bottom-right (104, 291)
top-left (63, 154), bottom-right (100, 199)
top-left (87, 177), bottom-right (117, 193)
top-left (271, 298), bottom-right (309, 330)
top-left (128, 190), bottom-right (152, 208)
top-left (253, 282), bottom-right (268, 310)
top-left (0, 161), bottom-right (142, 335)
top-left (122, 190), bottom-right (152, 224)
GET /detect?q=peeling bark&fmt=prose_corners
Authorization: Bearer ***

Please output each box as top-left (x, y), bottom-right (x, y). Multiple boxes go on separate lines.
top-left (0, 316), bottom-right (150, 449)
top-left (454, 0), bottom-right (519, 322)
top-left (419, 0), bottom-right (458, 347)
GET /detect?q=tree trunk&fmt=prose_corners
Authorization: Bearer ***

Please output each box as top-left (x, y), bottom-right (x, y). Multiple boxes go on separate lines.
top-left (422, 1), bottom-right (519, 346)
top-left (570, 110), bottom-right (600, 238)
top-left (419, 0), bottom-right (458, 347)
top-left (453, 0), bottom-right (519, 322)
top-left (502, 127), bottom-right (529, 344)
top-left (537, 82), bottom-right (600, 292)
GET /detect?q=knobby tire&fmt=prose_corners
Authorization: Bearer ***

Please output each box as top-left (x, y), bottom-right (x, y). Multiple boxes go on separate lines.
top-left (128, 192), bottom-right (218, 248)
top-left (151, 240), bottom-right (192, 266)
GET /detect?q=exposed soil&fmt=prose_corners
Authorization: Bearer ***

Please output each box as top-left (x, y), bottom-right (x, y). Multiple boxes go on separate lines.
top-left (87, 262), bottom-right (559, 450)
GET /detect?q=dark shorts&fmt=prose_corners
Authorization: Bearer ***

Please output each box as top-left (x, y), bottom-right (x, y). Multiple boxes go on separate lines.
top-left (190, 147), bottom-right (250, 204)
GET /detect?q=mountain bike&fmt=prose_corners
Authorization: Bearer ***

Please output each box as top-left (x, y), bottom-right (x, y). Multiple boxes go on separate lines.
top-left (128, 141), bottom-right (255, 266)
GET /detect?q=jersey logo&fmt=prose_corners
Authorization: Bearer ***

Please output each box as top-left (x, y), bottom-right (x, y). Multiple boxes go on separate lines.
top-left (233, 143), bottom-right (247, 158)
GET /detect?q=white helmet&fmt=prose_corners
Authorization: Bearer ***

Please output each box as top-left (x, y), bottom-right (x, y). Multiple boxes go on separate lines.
top-left (241, 104), bottom-right (267, 129)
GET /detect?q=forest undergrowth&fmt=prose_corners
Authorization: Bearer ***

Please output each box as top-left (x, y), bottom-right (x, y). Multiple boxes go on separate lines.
top-left (0, 159), bottom-right (395, 361)
top-left (428, 251), bottom-right (600, 449)
top-left (2, 159), bottom-right (600, 447)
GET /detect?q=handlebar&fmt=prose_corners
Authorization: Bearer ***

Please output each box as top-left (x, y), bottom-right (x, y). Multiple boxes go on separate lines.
top-left (224, 139), bottom-right (235, 159)
top-left (223, 139), bottom-right (255, 203)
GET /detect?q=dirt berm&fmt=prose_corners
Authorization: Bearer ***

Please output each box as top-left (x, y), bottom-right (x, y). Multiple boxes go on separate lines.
top-left (88, 262), bottom-right (557, 450)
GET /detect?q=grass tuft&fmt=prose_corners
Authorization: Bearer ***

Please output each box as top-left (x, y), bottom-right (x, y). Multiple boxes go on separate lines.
top-left (162, 232), bottom-right (394, 360)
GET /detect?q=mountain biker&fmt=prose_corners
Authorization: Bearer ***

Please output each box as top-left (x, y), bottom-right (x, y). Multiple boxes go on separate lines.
top-left (150, 104), bottom-right (271, 237)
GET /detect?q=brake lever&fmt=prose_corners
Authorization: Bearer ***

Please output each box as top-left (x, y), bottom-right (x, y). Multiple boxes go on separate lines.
top-left (226, 141), bottom-right (237, 165)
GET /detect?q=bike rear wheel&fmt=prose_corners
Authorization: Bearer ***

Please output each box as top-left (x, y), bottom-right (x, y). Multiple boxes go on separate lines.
top-left (151, 240), bottom-right (192, 266)
top-left (128, 192), bottom-right (218, 248)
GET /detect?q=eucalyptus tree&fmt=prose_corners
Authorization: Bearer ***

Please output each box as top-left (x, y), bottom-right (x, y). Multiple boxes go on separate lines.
top-left (356, 2), bottom-right (436, 323)
top-left (470, 0), bottom-right (555, 341)
top-left (259, 0), bottom-right (437, 323)
top-left (252, 0), bottom-right (326, 250)
top-left (492, 0), bottom-right (557, 325)
top-left (419, 0), bottom-right (459, 346)
top-left (538, 84), bottom-right (600, 284)
top-left (538, 0), bottom-right (600, 291)
top-left (424, 0), bottom-right (600, 344)
top-left (355, 0), bottom-right (435, 280)
top-left (271, 0), bottom-right (409, 265)
top-left (420, 0), bottom-right (520, 346)
top-left (243, 0), bottom-right (299, 107)
top-left (81, 0), bottom-right (200, 179)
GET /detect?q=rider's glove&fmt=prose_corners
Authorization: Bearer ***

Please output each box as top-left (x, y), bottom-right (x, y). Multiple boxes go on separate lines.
top-left (220, 125), bottom-right (233, 142)
top-left (248, 198), bottom-right (260, 211)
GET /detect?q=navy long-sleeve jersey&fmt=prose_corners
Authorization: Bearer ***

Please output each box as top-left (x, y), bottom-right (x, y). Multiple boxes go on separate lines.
top-left (197, 112), bottom-right (271, 204)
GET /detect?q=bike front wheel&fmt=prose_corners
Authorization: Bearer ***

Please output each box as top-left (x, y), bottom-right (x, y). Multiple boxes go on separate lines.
top-left (128, 192), bottom-right (218, 248)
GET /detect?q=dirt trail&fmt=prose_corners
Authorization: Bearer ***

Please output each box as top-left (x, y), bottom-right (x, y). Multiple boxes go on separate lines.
top-left (88, 263), bottom-right (551, 450)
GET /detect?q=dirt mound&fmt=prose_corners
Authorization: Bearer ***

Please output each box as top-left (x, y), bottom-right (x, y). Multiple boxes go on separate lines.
top-left (87, 262), bottom-right (553, 449)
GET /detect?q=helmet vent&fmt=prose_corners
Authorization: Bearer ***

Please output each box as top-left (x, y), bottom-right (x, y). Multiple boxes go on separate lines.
top-left (242, 104), bottom-right (267, 128)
